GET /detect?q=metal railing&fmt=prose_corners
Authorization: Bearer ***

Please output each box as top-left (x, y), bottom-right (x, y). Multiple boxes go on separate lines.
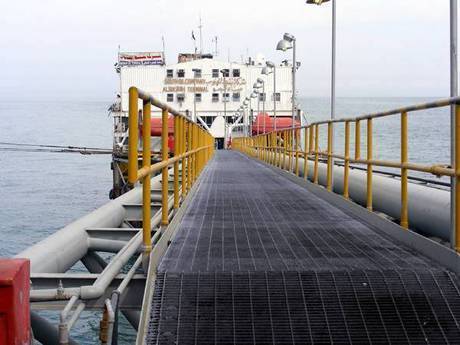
top-left (233, 97), bottom-right (460, 252)
top-left (127, 87), bottom-right (214, 264)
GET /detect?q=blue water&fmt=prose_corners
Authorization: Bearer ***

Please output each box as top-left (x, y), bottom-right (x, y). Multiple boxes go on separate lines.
top-left (0, 97), bottom-right (452, 343)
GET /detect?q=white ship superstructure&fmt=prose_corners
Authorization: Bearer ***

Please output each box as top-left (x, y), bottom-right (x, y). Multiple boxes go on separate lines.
top-left (115, 52), bottom-right (295, 148)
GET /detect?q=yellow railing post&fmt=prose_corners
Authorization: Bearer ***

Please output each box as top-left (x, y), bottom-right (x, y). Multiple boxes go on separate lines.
top-left (173, 115), bottom-right (179, 209)
top-left (344, 121), bottom-right (350, 199)
top-left (142, 100), bottom-right (152, 257)
top-left (283, 131), bottom-right (287, 170)
top-left (126, 88), bottom-right (215, 263)
top-left (327, 122), bottom-right (333, 191)
top-left (193, 124), bottom-right (198, 182)
top-left (455, 104), bottom-right (460, 251)
top-left (161, 109), bottom-right (169, 227)
top-left (304, 127), bottom-right (309, 181)
top-left (128, 87), bottom-right (139, 185)
top-left (181, 117), bottom-right (186, 198)
top-left (400, 111), bottom-right (409, 229)
top-left (295, 129), bottom-right (300, 176)
top-left (275, 132), bottom-right (279, 167)
top-left (367, 118), bottom-right (373, 211)
top-left (355, 120), bottom-right (361, 160)
top-left (288, 130), bottom-right (292, 172)
top-left (187, 121), bottom-right (192, 192)
top-left (199, 128), bottom-right (204, 172)
top-left (314, 124), bottom-right (319, 184)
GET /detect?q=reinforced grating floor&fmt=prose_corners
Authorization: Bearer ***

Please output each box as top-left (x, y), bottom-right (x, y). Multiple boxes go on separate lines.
top-left (146, 151), bottom-right (460, 344)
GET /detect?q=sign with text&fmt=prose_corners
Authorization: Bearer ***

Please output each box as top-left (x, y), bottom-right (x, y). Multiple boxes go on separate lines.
top-left (162, 77), bottom-right (246, 93)
top-left (119, 52), bottom-right (164, 67)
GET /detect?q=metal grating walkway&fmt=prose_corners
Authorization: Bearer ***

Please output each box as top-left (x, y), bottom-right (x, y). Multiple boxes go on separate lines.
top-left (146, 151), bottom-right (460, 344)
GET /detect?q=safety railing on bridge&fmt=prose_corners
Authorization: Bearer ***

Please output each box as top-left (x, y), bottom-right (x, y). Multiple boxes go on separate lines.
top-left (233, 97), bottom-right (460, 252)
top-left (127, 87), bottom-right (214, 263)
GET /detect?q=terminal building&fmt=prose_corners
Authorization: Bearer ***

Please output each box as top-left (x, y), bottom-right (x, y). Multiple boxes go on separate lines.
top-left (115, 51), bottom-right (296, 148)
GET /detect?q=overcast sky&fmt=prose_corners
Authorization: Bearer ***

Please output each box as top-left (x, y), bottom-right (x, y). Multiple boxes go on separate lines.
top-left (0, 0), bottom-right (454, 101)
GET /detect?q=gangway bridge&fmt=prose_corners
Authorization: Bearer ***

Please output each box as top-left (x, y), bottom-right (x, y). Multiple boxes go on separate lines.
top-left (15, 89), bottom-right (460, 344)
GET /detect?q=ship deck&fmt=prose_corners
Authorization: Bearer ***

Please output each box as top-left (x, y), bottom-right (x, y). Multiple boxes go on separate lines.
top-left (145, 150), bottom-right (460, 344)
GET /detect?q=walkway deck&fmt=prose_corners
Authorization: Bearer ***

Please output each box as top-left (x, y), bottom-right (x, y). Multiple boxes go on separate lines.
top-left (146, 151), bottom-right (460, 345)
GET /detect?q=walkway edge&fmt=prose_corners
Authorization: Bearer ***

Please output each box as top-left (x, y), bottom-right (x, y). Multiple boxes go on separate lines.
top-left (237, 151), bottom-right (460, 275)
top-left (136, 157), bottom-right (215, 344)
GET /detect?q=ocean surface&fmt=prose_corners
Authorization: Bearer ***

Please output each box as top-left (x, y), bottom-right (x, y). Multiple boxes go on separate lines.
top-left (0, 97), bottom-right (452, 343)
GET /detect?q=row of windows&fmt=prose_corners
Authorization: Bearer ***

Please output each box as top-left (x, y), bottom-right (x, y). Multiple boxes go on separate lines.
top-left (166, 92), bottom-right (281, 103)
top-left (201, 115), bottom-right (238, 126)
top-left (166, 68), bottom-right (240, 79)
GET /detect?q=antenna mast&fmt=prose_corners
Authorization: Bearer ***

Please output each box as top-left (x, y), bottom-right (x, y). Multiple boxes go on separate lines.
top-left (198, 15), bottom-right (203, 55)
top-left (213, 36), bottom-right (218, 57)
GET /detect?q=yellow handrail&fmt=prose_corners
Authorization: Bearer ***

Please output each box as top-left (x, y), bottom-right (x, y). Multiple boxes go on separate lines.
top-left (232, 96), bottom-right (460, 252)
top-left (127, 87), bottom-right (214, 265)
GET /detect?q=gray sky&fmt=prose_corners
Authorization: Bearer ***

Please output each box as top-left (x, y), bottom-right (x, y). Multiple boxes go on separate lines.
top-left (0, 0), bottom-right (453, 100)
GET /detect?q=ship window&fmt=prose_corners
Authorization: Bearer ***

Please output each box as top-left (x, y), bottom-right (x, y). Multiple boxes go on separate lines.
top-left (272, 92), bottom-right (281, 102)
top-left (221, 69), bottom-right (230, 77)
top-left (204, 116), bottom-right (213, 126)
top-left (193, 69), bottom-right (202, 78)
top-left (212, 93), bottom-right (219, 102)
top-left (195, 93), bottom-right (202, 102)
top-left (232, 69), bottom-right (240, 77)
top-left (258, 93), bottom-right (266, 102)
top-left (212, 69), bottom-right (219, 78)
top-left (177, 69), bottom-right (185, 78)
top-left (167, 94), bottom-right (174, 102)
top-left (166, 69), bottom-right (173, 78)
top-left (177, 93), bottom-right (185, 102)
top-left (223, 93), bottom-right (230, 102)
top-left (232, 93), bottom-right (240, 102)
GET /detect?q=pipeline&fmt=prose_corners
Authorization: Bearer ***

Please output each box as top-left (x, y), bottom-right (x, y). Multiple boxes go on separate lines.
top-left (261, 150), bottom-right (450, 241)
top-left (29, 196), bottom-right (173, 301)
top-left (16, 168), bottom-right (172, 273)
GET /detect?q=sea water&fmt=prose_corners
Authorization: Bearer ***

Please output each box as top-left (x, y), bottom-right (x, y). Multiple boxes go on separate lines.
top-left (0, 97), bottom-right (452, 343)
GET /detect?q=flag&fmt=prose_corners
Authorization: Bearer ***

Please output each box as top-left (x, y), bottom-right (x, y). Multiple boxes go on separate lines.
top-left (192, 31), bottom-right (196, 41)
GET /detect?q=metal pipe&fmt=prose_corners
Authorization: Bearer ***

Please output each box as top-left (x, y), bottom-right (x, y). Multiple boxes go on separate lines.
top-left (128, 87), bottom-right (139, 185)
top-left (142, 101), bottom-right (152, 264)
top-left (29, 188), bottom-right (175, 302)
top-left (81, 251), bottom-right (140, 331)
top-left (344, 121), bottom-right (350, 199)
top-left (291, 39), bottom-right (296, 171)
top-left (451, 0), bottom-right (458, 249)
top-left (88, 238), bottom-right (131, 253)
top-left (367, 118), bottom-right (373, 211)
top-left (67, 302), bottom-right (85, 330)
top-left (456, 104), bottom-right (460, 250)
top-left (401, 112), bottom-right (409, 228)
top-left (104, 299), bottom-right (115, 345)
top-left (265, 151), bottom-right (452, 241)
top-left (330, 0), bottom-right (336, 192)
top-left (31, 311), bottom-right (78, 345)
top-left (174, 116), bottom-right (180, 209)
top-left (16, 190), bottom-right (133, 272)
top-left (263, 82), bottom-right (266, 134)
top-left (161, 109), bottom-right (169, 226)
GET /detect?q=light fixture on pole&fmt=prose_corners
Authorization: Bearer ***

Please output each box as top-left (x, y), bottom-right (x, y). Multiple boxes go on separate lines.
top-left (306, 0), bottom-right (336, 189)
top-left (277, 32), bottom-right (296, 171)
top-left (256, 78), bottom-right (266, 134)
top-left (243, 98), bottom-right (250, 135)
top-left (263, 60), bottom-right (277, 131)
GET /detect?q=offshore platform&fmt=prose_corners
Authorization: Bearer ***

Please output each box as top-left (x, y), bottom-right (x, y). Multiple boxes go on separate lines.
top-left (2, 11), bottom-right (460, 345)
top-left (2, 85), bottom-right (460, 343)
